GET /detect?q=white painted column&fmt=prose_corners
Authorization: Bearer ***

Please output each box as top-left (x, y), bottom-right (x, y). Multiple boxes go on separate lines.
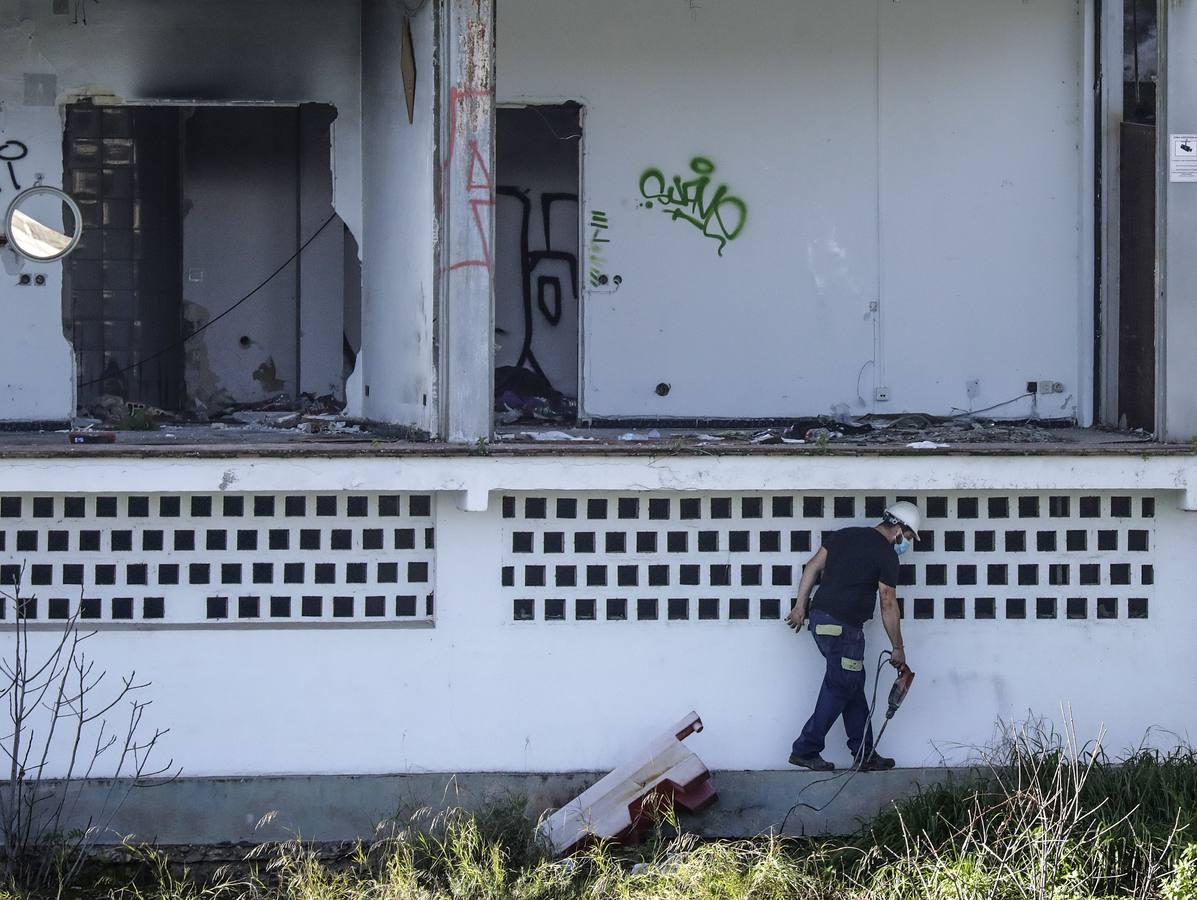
top-left (1162, 0), bottom-right (1197, 440)
top-left (439, 0), bottom-right (496, 443)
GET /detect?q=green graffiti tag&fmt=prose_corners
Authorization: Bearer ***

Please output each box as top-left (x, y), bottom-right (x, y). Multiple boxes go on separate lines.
top-left (638, 157), bottom-right (747, 256)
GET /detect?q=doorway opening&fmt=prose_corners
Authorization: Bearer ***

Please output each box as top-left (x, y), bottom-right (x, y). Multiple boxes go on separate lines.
top-left (1117, 0), bottom-right (1158, 431)
top-left (63, 101), bottom-right (360, 422)
top-left (493, 103), bottom-right (582, 426)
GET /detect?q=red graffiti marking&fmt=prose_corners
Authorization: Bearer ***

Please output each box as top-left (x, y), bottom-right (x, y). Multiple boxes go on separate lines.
top-left (448, 195), bottom-right (495, 273)
top-left (466, 140), bottom-right (492, 191)
top-left (442, 87), bottom-right (494, 275)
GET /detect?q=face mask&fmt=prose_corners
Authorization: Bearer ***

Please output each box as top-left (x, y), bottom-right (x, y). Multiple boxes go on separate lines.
top-left (894, 539), bottom-right (911, 556)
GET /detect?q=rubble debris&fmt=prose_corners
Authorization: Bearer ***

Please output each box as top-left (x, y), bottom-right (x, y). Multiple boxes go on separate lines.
top-left (803, 428), bottom-right (843, 444)
top-left (520, 431), bottom-right (595, 442)
top-left (227, 410), bottom-right (301, 427)
top-left (495, 366), bottom-right (577, 425)
top-left (496, 406), bottom-right (523, 426)
top-left (87, 393), bottom-right (127, 423)
top-left (538, 711), bottom-right (716, 856)
top-left (750, 431), bottom-right (782, 445)
top-left (227, 392), bottom-right (294, 414)
top-left (784, 417), bottom-right (872, 439)
top-left (299, 392), bottom-right (346, 416)
top-left (859, 417), bottom-right (1071, 446)
top-left (498, 414), bottom-right (1089, 448)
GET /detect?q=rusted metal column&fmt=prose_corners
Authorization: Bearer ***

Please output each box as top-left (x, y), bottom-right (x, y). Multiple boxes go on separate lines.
top-left (439, 0), bottom-right (496, 443)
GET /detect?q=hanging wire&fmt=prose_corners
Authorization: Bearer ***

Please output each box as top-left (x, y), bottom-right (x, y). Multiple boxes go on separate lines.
top-left (527, 105), bottom-right (582, 142)
top-left (78, 212), bottom-right (338, 390)
top-left (778, 651), bottom-right (894, 835)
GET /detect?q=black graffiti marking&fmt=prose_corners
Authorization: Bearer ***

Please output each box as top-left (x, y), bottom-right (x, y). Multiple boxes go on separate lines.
top-left (589, 209), bottom-right (611, 286)
top-left (0, 141), bottom-right (29, 192)
top-left (638, 156), bottom-right (747, 256)
top-left (497, 186), bottom-right (579, 389)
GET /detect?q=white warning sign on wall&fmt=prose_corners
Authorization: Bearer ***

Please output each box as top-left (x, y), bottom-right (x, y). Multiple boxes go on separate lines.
top-left (1170, 134), bottom-right (1197, 182)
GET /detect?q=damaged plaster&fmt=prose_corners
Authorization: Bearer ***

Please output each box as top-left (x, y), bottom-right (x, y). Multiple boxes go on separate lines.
top-left (0, 0), bottom-right (373, 422)
top-left (181, 300), bottom-right (232, 417)
top-left (252, 357), bottom-right (286, 394)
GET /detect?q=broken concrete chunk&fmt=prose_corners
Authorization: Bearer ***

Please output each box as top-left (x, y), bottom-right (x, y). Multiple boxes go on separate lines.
top-left (538, 711), bottom-right (716, 856)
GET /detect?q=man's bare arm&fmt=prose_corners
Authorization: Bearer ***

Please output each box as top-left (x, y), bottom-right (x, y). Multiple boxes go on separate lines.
top-left (878, 583), bottom-right (906, 668)
top-left (785, 547), bottom-right (828, 632)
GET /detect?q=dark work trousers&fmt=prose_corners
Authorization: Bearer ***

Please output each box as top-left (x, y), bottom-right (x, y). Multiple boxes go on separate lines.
top-left (791, 608), bottom-right (874, 760)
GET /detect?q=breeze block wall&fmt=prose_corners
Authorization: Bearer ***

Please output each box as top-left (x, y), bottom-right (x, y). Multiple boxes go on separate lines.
top-left (0, 453), bottom-right (1190, 776)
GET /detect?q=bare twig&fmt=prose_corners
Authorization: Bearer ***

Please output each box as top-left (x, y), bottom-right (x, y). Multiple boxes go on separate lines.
top-left (0, 572), bottom-right (178, 890)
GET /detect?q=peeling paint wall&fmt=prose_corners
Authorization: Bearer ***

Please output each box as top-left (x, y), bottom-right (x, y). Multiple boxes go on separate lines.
top-left (357, 0), bottom-right (437, 430)
top-left (0, 0), bottom-right (363, 421)
top-left (497, 0), bottom-right (1087, 422)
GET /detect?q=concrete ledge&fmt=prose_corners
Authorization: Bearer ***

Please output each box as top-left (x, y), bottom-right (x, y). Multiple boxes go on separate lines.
top-left (707, 768), bottom-right (962, 837)
top-left (59, 769), bottom-right (970, 844)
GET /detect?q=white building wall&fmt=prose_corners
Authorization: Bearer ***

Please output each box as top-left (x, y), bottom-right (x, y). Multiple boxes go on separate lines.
top-left (1, 452), bottom-right (1193, 776)
top-left (356, 0), bottom-right (437, 431)
top-left (496, 0), bottom-right (1086, 422)
top-left (1165, 2), bottom-right (1197, 441)
top-left (0, 0), bottom-right (362, 421)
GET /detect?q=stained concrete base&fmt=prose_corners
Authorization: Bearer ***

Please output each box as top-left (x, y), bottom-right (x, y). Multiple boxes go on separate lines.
top-left (61, 768), bottom-right (970, 845)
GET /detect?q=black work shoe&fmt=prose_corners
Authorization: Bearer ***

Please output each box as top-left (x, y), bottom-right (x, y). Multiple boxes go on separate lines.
top-left (788, 753), bottom-right (835, 771)
top-left (855, 751), bottom-right (896, 771)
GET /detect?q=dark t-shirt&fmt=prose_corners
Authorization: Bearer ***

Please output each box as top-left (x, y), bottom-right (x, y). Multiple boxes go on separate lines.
top-left (811, 527), bottom-right (899, 626)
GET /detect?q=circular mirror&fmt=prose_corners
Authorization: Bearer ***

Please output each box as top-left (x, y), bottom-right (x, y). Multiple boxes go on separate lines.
top-left (3, 186), bottom-right (83, 262)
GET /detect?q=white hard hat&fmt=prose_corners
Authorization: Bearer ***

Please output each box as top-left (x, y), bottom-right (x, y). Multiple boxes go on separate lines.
top-left (884, 501), bottom-right (923, 540)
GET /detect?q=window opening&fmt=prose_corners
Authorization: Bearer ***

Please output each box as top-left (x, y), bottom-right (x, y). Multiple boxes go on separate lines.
top-left (63, 102), bottom-right (357, 425)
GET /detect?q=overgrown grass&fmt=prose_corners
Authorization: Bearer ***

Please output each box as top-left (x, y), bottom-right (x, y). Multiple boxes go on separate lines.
top-left (11, 724), bottom-right (1197, 899)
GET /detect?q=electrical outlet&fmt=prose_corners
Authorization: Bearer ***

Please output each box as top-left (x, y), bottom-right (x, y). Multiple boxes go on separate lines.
top-left (1037, 380), bottom-right (1065, 395)
top-left (966, 379), bottom-right (980, 400)
top-left (874, 386), bottom-right (890, 402)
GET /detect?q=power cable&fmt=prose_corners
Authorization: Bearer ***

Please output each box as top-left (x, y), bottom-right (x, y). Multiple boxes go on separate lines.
top-left (78, 212), bottom-right (338, 391)
top-left (527, 105), bottom-right (582, 142)
top-left (948, 392), bottom-right (1035, 419)
top-left (778, 651), bottom-right (894, 835)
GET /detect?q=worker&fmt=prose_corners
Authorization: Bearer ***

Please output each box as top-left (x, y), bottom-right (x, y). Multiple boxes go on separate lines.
top-left (783, 501), bottom-right (922, 772)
